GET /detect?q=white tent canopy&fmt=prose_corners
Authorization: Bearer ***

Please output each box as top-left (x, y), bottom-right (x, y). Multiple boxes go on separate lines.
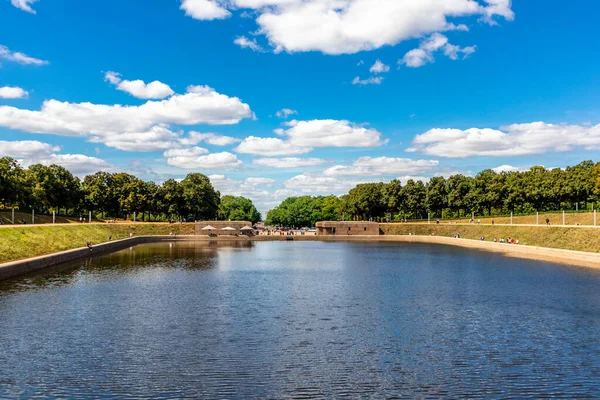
top-left (240, 226), bottom-right (254, 231)
top-left (201, 225), bottom-right (216, 230)
top-left (221, 227), bottom-right (236, 231)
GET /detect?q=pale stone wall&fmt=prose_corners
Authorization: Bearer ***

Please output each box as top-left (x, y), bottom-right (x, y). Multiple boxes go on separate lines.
top-left (316, 221), bottom-right (380, 236)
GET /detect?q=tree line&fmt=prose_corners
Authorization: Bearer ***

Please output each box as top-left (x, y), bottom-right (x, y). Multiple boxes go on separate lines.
top-left (0, 157), bottom-right (261, 223)
top-left (266, 161), bottom-right (600, 226)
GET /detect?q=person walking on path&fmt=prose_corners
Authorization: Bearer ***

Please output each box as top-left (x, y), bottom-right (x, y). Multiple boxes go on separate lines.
top-left (546, 218), bottom-right (550, 226)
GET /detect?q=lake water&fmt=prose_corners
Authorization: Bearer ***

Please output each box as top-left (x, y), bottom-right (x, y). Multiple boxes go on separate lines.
top-left (1, 241), bottom-right (599, 399)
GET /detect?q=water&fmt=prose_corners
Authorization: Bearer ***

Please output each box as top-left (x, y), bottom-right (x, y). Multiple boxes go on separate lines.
top-left (1, 241), bottom-right (600, 399)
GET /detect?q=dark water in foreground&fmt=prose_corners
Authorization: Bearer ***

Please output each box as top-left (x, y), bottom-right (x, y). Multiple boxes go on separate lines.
top-left (1, 241), bottom-right (600, 399)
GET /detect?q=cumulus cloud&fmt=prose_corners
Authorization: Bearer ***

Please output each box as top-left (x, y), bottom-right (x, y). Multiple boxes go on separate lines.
top-left (180, 0), bottom-right (513, 55)
top-left (0, 85), bottom-right (253, 152)
top-left (235, 136), bottom-right (311, 156)
top-left (407, 122), bottom-right (600, 158)
top-left (400, 33), bottom-right (476, 68)
top-left (104, 71), bottom-right (175, 99)
top-left (179, 131), bottom-right (241, 146)
top-left (284, 173), bottom-right (364, 194)
top-left (275, 108), bottom-right (298, 119)
top-left (352, 76), bottom-right (384, 85)
top-left (11, 0), bottom-right (38, 14)
top-left (369, 60), bottom-right (390, 74)
top-left (165, 150), bottom-right (242, 169)
top-left (180, 0), bottom-right (230, 20)
top-left (0, 140), bottom-right (112, 176)
top-left (492, 165), bottom-right (529, 173)
top-left (234, 36), bottom-right (264, 52)
top-left (253, 157), bottom-right (327, 168)
top-left (281, 119), bottom-right (387, 148)
top-left (0, 45), bottom-right (48, 65)
top-left (324, 157), bottom-right (439, 177)
top-left (0, 86), bottom-right (28, 99)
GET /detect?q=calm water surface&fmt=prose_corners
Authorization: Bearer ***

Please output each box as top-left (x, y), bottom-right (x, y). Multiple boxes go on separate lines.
top-left (1, 241), bottom-right (599, 399)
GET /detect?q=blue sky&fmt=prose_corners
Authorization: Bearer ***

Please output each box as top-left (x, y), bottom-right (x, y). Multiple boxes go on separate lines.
top-left (1, 0), bottom-right (599, 214)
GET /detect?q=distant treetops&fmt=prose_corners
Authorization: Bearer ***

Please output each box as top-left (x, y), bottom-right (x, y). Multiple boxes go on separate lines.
top-left (267, 161), bottom-right (600, 225)
top-left (0, 157), bottom-right (260, 223)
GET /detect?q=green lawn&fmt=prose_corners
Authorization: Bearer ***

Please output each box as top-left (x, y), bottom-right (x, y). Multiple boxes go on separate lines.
top-left (381, 223), bottom-right (600, 253)
top-left (0, 224), bottom-right (195, 263)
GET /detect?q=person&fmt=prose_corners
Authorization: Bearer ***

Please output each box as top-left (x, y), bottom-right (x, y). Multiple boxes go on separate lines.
top-left (108, 235), bottom-right (112, 241)
top-left (492, 219), bottom-right (495, 225)
top-left (494, 236), bottom-right (497, 242)
top-left (478, 219), bottom-right (481, 224)
top-left (516, 239), bottom-right (520, 245)
top-left (129, 232), bottom-right (133, 238)
top-left (436, 219), bottom-right (440, 224)
top-left (479, 236), bottom-right (484, 241)
top-left (86, 242), bottom-right (93, 251)
top-left (546, 218), bottom-right (550, 226)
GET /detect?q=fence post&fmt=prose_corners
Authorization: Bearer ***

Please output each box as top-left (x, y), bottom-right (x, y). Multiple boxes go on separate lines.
top-left (536, 212), bottom-right (539, 225)
top-left (595, 210), bottom-right (597, 227)
top-left (511, 212), bottom-right (513, 225)
top-left (563, 211), bottom-right (565, 226)
top-left (134, 212), bottom-right (136, 223)
top-left (428, 213), bottom-right (430, 224)
top-left (53, 210), bottom-right (55, 224)
top-left (89, 211), bottom-right (92, 223)
top-left (12, 208), bottom-right (14, 225)
top-left (32, 210), bottom-right (35, 225)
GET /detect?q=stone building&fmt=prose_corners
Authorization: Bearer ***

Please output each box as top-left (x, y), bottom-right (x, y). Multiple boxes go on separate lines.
top-left (316, 221), bottom-right (381, 236)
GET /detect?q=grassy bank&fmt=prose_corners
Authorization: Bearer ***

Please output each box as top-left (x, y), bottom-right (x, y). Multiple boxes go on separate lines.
top-left (0, 224), bottom-right (195, 263)
top-left (381, 223), bottom-right (600, 253)
top-left (434, 211), bottom-right (596, 226)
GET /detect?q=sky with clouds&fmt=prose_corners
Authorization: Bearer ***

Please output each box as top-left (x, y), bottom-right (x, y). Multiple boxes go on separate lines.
top-left (1, 0), bottom-right (599, 215)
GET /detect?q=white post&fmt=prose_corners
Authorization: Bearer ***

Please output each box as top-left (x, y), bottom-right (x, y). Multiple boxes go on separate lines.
top-left (134, 212), bottom-right (136, 222)
top-left (472, 212), bottom-right (474, 220)
top-left (32, 210), bottom-right (35, 224)
top-left (12, 208), bottom-right (14, 225)
top-left (53, 210), bottom-right (55, 224)
top-left (536, 212), bottom-right (539, 225)
top-left (594, 210), bottom-right (597, 227)
top-left (88, 211), bottom-right (92, 223)
top-left (510, 212), bottom-right (513, 225)
top-left (428, 213), bottom-right (430, 224)
top-left (563, 211), bottom-right (565, 226)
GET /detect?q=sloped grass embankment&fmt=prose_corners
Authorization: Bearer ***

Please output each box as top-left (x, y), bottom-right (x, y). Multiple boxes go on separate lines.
top-left (0, 224), bottom-right (195, 263)
top-left (381, 224), bottom-right (600, 254)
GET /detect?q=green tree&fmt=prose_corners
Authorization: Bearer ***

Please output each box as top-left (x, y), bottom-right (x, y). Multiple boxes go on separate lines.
top-left (218, 195), bottom-right (262, 224)
top-left (180, 173), bottom-right (220, 221)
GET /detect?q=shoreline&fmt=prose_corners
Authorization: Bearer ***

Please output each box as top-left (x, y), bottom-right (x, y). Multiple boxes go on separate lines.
top-left (2, 234), bottom-right (600, 281)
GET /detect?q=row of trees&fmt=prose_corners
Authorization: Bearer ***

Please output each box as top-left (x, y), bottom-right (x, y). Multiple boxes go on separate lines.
top-left (0, 157), bottom-right (261, 223)
top-left (267, 161), bottom-right (600, 224)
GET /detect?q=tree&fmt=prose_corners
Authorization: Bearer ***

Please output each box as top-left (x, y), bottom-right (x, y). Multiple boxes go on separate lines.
top-left (180, 173), bottom-right (220, 221)
top-left (219, 195), bottom-right (262, 224)
top-left (82, 172), bottom-right (114, 218)
top-left (0, 157), bottom-right (25, 209)
top-left (425, 176), bottom-right (447, 218)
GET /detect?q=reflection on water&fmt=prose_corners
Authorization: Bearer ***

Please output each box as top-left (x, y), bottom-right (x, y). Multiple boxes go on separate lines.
top-left (1, 241), bottom-right (600, 399)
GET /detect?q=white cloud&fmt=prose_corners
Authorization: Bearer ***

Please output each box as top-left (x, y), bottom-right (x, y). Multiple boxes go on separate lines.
top-left (275, 108), bottom-right (298, 119)
top-left (0, 86), bottom-right (28, 99)
top-left (369, 60), bottom-right (390, 74)
top-left (284, 173), bottom-right (364, 194)
top-left (0, 140), bottom-right (112, 176)
top-left (281, 119), bottom-right (387, 148)
top-left (492, 165), bottom-right (528, 173)
top-left (352, 76), bottom-right (384, 85)
top-left (0, 140), bottom-right (59, 159)
top-left (180, 131), bottom-right (241, 146)
top-left (0, 85), bottom-right (253, 151)
top-left (182, 0), bottom-right (512, 55)
top-left (235, 136), bottom-right (311, 156)
top-left (41, 154), bottom-right (113, 176)
top-left (180, 0), bottom-right (230, 20)
top-left (357, 60), bottom-right (364, 66)
top-left (400, 33), bottom-right (476, 68)
top-left (0, 45), bottom-right (48, 65)
top-left (11, 0), bottom-right (38, 14)
top-left (91, 125), bottom-right (183, 152)
top-left (245, 177), bottom-right (276, 186)
top-left (234, 36), bottom-right (264, 52)
top-left (166, 150), bottom-right (242, 169)
top-left (253, 157), bottom-right (327, 168)
top-left (397, 175), bottom-right (432, 185)
top-left (407, 122), bottom-right (600, 158)
top-left (324, 156), bottom-right (439, 177)
top-left (104, 71), bottom-right (174, 99)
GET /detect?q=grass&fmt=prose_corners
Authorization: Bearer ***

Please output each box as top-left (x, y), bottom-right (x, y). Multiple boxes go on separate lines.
top-left (434, 211), bottom-right (597, 226)
top-left (0, 211), bottom-right (100, 224)
top-left (0, 223), bottom-right (195, 264)
top-left (381, 223), bottom-right (600, 253)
